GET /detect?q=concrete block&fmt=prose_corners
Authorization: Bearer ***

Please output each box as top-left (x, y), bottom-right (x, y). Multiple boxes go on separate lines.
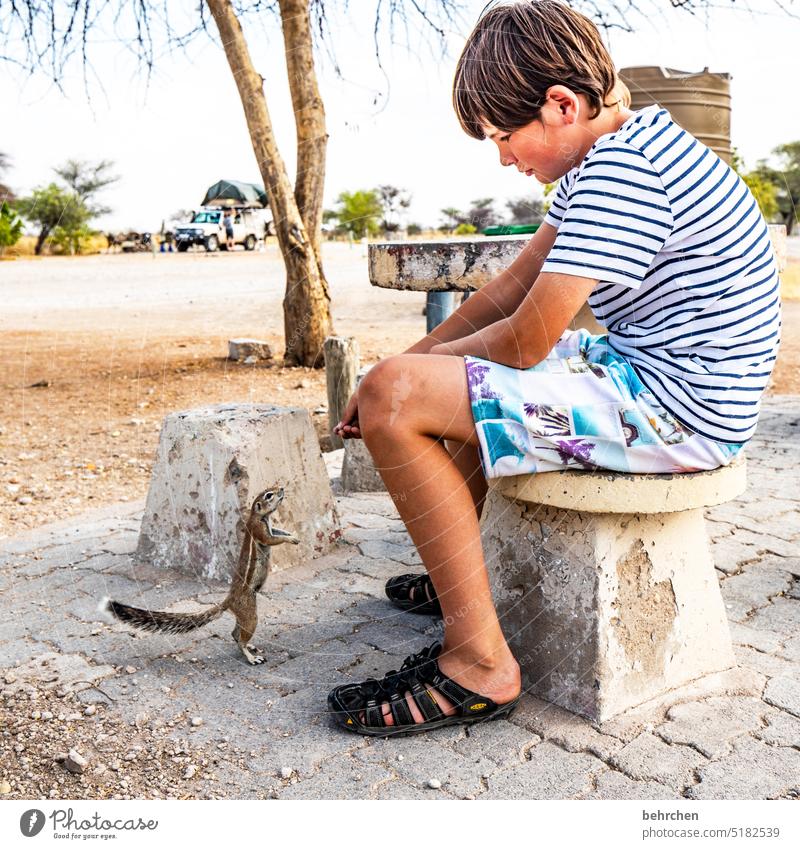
top-left (137, 404), bottom-right (341, 581)
top-left (227, 338), bottom-right (273, 361)
top-left (481, 462), bottom-right (745, 723)
top-left (341, 367), bottom-right (386, 492)
top-left (341, 439), bottom-right (385, 492)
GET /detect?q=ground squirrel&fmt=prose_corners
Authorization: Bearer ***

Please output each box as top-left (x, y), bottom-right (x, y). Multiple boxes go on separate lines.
top-left (99, 487), bottom-right (299, 665)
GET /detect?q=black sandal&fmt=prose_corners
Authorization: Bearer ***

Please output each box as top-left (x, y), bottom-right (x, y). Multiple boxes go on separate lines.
top-left (385, 573), bottom-right (442, 616)
top-left (327, 642), bottom-right (520, 738)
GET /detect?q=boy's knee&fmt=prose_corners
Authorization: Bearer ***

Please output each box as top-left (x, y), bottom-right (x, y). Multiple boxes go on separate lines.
top-left (358, 356), bottom-right (406, 404)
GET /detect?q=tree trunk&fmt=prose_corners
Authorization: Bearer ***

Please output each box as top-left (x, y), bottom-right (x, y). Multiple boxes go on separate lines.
top-left (205, 0), bottom-right (333, 367)
top-left (278, 0), bottom-right (328, 267)
top-left (34, 227), bottom-right (50, 255)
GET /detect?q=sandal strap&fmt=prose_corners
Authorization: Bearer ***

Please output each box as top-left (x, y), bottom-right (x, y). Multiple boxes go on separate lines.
top-left (387, 573), bottom-right (436, 602)
top-left (332, 642), bottom-right (499, 731)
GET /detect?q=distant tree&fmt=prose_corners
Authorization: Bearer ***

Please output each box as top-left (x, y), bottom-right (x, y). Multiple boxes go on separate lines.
top-left (440, 207), bottom-right (465, 233)
top-left (334, 190), bottom-right (383, 240)
top-left (0, 152), bottom-right (14, 202)
top-left (731, 149), bottom-right (779, 222)
top-left (15, 183), bottom-right (90, 255)
top-left (170, 208), bottom-right (194, 223)
top-left (751, 142), bottom-right (800, 235)
top-left (54, 158), bottom-right (119, 217)
top-left (377, 185), bottom-right (412, 234)
top-left (406, 222), bottom-right (423, 236)
top-left (0, 201), bottom-right (23, 254)
top-left (466, 197), bottom-right (497, 231)
top-left (506, 195), bottom-right (546, 225)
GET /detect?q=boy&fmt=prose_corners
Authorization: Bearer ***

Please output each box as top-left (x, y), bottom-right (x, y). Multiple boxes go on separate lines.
top-left (327, 0), bottom-right (781, 736)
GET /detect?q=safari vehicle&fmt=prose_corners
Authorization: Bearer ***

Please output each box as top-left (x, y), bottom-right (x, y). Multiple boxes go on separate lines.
top-left (174, 207), bottom-right (269, 252)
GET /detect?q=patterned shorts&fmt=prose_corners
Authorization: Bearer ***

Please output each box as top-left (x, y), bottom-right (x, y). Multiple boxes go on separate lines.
top-left (464, 329), bottom-right (746, 479)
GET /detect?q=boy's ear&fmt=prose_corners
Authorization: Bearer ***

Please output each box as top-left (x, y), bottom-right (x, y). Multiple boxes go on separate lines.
top-left (544, 85), bottom-right (580, 124)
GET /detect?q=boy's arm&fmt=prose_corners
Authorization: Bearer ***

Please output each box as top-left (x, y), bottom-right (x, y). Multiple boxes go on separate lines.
top-left (402, 222), bottom-right (559, 355)
top-left (431, 270), bottom-right (598, 369)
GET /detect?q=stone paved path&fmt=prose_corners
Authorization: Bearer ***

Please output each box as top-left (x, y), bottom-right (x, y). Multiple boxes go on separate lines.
top-left (1, 397), bottom-right (799, 800)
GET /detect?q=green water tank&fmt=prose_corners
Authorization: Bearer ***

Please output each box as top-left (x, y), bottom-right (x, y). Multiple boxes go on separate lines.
top-left (619, 66), bottom-right (732, 164)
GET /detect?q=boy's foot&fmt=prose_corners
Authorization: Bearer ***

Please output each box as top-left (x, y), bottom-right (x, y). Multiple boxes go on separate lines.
top-left (385, 573), bottom-right (442, 616)
top-left (327, 642), bottom-right (521, 737)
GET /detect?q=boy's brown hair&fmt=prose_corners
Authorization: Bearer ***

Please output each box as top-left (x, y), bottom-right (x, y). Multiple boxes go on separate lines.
top-left (453, 0), bottom-right (629, 139)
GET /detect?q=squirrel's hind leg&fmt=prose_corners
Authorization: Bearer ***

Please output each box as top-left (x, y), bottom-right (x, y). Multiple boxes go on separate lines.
top-left (231, 597), bottom-right (264, 665)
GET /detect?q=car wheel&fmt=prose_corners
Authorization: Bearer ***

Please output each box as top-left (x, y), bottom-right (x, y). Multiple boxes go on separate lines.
top-left (244, 234), bottom-right (256, 251)
top-left (177, 243), bottom-right (189, 253)
top-left (205, 235), bottom-right (219, 252)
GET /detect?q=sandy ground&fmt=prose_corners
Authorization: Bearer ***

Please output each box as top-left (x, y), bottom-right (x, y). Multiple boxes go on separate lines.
top-left (1, 241), bottom-right (798, 538)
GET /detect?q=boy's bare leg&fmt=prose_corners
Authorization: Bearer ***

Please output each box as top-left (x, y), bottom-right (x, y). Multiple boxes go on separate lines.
top-left (354, 353), bottom-right (520, 726)
top-left (397, 439), bottom-right (487, 608)
top-left (444, 439), bottom-right (488, 520)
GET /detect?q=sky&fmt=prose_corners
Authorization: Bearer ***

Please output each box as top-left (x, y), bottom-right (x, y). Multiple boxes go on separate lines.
top-left (2, 0), bottom-right (798, 232)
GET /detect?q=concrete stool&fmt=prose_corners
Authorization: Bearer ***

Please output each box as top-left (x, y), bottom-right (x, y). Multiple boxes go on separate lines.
top-left (341, 366), bottom-right (386, 493)
top-left (479, 457), bottom-right (747, 724)
top-left (137, 404), bottom-right (341, 581)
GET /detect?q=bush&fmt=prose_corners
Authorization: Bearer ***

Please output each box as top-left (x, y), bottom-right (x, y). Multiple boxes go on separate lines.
top-left (454, 222), bottom-right (477, 235)
top-left (0, 201), bottom-right (23, 255)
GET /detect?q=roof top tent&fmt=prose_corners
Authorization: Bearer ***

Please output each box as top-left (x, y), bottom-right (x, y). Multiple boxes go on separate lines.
top-left (619, 66), bottom-right (732, 164)
top-left (201, 179), bottom-right (268, 209)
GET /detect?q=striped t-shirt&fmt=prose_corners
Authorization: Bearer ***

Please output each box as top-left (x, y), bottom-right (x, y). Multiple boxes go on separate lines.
top-left (541, 103), bottom-right (782, 444)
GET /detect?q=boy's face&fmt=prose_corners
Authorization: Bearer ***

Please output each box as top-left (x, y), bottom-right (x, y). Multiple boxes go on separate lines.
top-left (481, 87), bottom-right (589, 184)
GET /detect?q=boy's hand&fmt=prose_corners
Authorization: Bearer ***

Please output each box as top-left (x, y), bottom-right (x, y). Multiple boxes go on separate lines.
top-left (333, 389), bottom-right (361, 439)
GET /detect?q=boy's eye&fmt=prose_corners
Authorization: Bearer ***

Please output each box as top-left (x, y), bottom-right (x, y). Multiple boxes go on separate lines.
top-left (500, 133), bottom-right (512, 142)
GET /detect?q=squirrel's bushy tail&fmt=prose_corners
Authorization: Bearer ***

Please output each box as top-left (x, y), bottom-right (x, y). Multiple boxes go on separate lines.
top-left (98, 596), bottom-right (229, 635)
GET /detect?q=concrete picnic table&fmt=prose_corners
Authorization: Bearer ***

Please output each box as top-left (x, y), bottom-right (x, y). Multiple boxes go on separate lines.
top-left (367, 235), bottom-right (602, 333)
top-left (368, 224), bottom-right (788, 335)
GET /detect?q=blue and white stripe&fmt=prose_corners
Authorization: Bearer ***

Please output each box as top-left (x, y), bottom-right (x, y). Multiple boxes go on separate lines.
top-left (541, 103), bottom-right (781, 444)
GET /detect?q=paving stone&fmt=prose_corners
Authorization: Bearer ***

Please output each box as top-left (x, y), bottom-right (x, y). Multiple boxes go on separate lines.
top-left (686, 736), bottom-right (800, 800)
top-left (729, 620), bottom-right (783, 653)
top-left (354, 735), bottom-right (498, 798)
top-left (608, 732), bottom-right (708, 791)
top-left (2, 651), bottom-right (116, 696)
top-left (357, 538), bottom-right (422, 566)
top-left (334, 493), bottom-right (400, 518)
top-left (746, 597), bottom-right (800, 637)
top-left (578, 768), bottom-right (678, 800)
top-left (345, 512), bottom-right (405, 531)
top-left (333, 553), bottom-right (396, 577)
top-left (509, 694), bottom-right (624, 760)
top-left (726, 527), bottom-right (799, 559)
top-left (763, 676), bottom-right (800, 718)
top-left (655, 697), bottom-right (774, 758)
top-left (0, 638), bottom-right (52, 667)
top-left (754, 710), bottom-right (800, 748)
top-left (247, 727), bottom-right (367, 778)
top-left (452, 720), bottom-right (541, 765)
top-left (596, 665), bottom-right (765, 743)
top-left (480, 740), bottom-right (604, 799)
top-left (778, 633), bottom-right (800, 663)
top-left (267, 638), bottom-right (365, 689)
top-left (274, 756), bottom-right (394, 800)
top-left (371, 778), bottom-right (454, 799)
top-left (709, 535), bottom-right (761, 575)
top-left (720, 565), bottom-right (793, 621)
top-left (734, 645), bottom-right (800, 680)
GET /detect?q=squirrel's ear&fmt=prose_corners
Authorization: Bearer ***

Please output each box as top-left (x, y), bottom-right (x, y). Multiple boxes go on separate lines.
top-left (255, 501), bottom-right (262, 512)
